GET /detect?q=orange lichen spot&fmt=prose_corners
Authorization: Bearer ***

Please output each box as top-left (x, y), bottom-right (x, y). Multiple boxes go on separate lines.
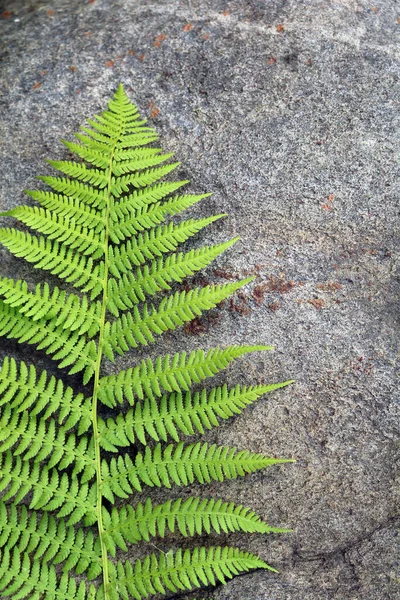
top-left (222, 10), bottom-right (230, 16)
top-left (47, 9), bottom-right (54, 16)
top-left (267, 56), bottom-right (277, 65)
top-left (148, 100), bottom-right (160, 119)
top-left (267, 301), bottom-right (281, 312)
top-left (33, 82), bottom-right (41, 89)
top-left (202, 33), bottom-right (210, 40)
top-left (84, 31), bottom-right (91, 36)
top-left (229, 295), bottom-right (251, 316)
top-left (69, 66), bottom-right (77, 72)
top-left (371, 6), bottom-right (378, 12)
top-left (154, 33), bottom-right (166, 47)
top-left (183, 23), bottom-right (193, 32)
top-left (184, 317), bottom-right (207, 335)
top-left (213, 268), bottom-right (236, 280)
top-left (89, 0), bottom-right (96, 4)
top-left (316, 281), bottom-right (342, 292)
top-left (276, 24), bottom-right (285, 32)
top-left (253, 285), bottom-right (267, 306)
top-left (397, 17), bottom-right (400, 24)
top-left (266, 275), bottom-right (295, 294)
top-left (127, 49), bottom-right (135, 55)
top-left (1, 11), bottom-right (12, 19)
top-left (105, 60), bottom-right (115, 68)
top-left (137, 54), bottom-right (145, 61)
top-left (321, 193), bottom-right (335, 210)
top-left (308, 298), bottom-right (324, 309)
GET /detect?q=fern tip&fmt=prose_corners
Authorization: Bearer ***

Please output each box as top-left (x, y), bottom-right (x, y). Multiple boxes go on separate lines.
top-left (277, 379), bottom-right (295, 388)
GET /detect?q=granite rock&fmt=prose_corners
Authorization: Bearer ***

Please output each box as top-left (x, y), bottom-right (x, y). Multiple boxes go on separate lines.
top-left (0, 1), bottom-right (399, 599)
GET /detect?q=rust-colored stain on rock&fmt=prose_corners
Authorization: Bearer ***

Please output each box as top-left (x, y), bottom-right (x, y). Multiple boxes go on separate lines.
top-left (154, 33), bottom-right (167, 47)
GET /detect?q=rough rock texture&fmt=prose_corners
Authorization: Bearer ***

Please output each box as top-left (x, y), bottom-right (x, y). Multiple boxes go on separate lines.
top-left (0, 1), bottom-right (399, 599)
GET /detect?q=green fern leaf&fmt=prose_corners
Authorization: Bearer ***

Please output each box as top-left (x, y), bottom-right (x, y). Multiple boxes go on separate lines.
top-left (98, 345), bottom-right (273, 406)
top-left (0, 300), bottom-right (97, 381)
top-left (25, 190), bottom-right (105, 230)
top-left (101, 442), bottom-right (292, 500)
top-left (36, 176), bottom-right (108, 208)
top-left (0, 357), bottom-right (91, 432)
top-left (108, 193), bottom-right (212, 243)
top-left (107, 238), bottom-right (238, 313)
top-left (0, 400), bottom-right (95, 480)
top-left (102, 497), bottom-right (290, 554)
top-left (103, 279), bottom-right (253, 360)
top-left (98, 381), bottom-right (293, 448)
top-left (0, 502), bottom-right (101, 578)
top-left (0, 450), bottom-right (96, 524)
top-left (0, 278), bottom-right (101, 336)
top-left (0, 84), bottom-right (293, 600)
top-left (0, 229), bottom-right (104, 297)
top-left (108, 180), bottom-right (189, 220)
top-left (2, 206), bottom-right (106, 258)
top-left (0, 547), bottom-right (96, 599)
top-left (105, 547), bottom-right (275, 600)
top-left (107, 215), bottom-right (224, 282)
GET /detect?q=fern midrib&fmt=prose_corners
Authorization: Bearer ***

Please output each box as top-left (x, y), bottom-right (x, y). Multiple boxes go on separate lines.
top-left (91, 109), bottom-right (127, 599)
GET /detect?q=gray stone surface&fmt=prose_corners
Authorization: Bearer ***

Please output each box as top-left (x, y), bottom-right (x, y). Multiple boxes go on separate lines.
top-left (0, 1), bottom-right (399, 599)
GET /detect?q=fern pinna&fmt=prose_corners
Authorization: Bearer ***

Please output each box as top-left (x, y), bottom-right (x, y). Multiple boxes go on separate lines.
top-left (0, 85), bottom-right (293, 600)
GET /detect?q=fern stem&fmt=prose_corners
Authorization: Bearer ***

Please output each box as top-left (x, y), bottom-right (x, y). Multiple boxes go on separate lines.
top-left (91, 94), bottom-right (127, 599)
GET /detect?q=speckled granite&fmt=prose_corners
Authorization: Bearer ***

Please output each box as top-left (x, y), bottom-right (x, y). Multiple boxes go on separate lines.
top-left (0, 1), bottom-right (399, 599)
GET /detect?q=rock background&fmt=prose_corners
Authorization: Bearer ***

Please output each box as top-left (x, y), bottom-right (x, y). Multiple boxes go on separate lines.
top-left (0, 1), bottom-right (399, 599)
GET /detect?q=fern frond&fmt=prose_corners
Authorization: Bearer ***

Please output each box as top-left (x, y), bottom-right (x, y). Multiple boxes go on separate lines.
top-left (0, 404), bottom-right (95, 479)
top-left (0, 278), bottom-right (101, 336)
top-left (0, 502), bottom-right (101, 579)
top-left (0, 357), bottom-right (91, 433)
top-left (94, 112), bottom-right (148, 133)
top-left (2, 206), bottom-right (105, 258)
top-left (103, 279), bottom-right (252, 360)
top-left (37, 176), bottom-right (107, 209)
top-left (115, 131), bottom-right (159, 149)
top-left (25, 191), bottom-right (105, 230)
top-left (0, 300), bottom-right (97, 381)
top-left (80, 115), bottom-right (157, 145)
top-left (64, 140), bottom-right (163, 169)
top-left (105, 547), bottom-right (275, 600)
top-left (0, 84), bottom-right (292, 599)
top-left (101, 442), bottom-right (291, 500)
top-left (106, 239), bottom-right (238, 316)
top-left (109, 180), bottom-right (189, 221)
top-left (110, 162), bottom-right (181, 197)
top-left (98, 345), bottom-right (272, 407)
top-left (111, 152), bottom-right (174, 176)
top-left (46, 161), bottom-right (110, 188)
top-left (108, 194), bottom-right (213, 244)
top-left (79, 125), bottom-right (155, 147)
top-left (0, 547), bottom-right (96, 600)
top-left (61, 141), bottom-right (113, 169)
top-left (0, 229), bottom-right (104, 297)
top-left (98, 382), bottom-right (292, 449)
top-left (102, 497), bottom-right (289, 554)
top-left (0, 450), bottom-right (96, 524)
top-left (107, 216), bottom-right (225, 282)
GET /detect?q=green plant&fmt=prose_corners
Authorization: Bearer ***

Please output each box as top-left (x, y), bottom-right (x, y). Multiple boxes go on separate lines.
top-left (0, 84), bottom-right (293, 600)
